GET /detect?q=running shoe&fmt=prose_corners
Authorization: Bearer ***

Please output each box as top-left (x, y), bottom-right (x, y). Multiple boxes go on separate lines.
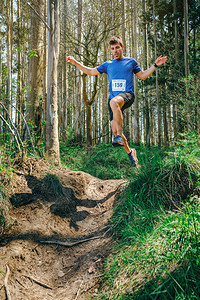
top-left (128, 148), bottom-right (138, 167)
top-left (112, 135), bottom-right (125, 147)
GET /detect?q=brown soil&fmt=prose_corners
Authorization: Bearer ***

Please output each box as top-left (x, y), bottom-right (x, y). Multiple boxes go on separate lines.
top-left (0, 159), bottom-right (126, 300)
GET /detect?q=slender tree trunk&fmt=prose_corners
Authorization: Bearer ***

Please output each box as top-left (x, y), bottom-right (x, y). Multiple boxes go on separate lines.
top-left (173, 0), bottom-right (178, 142)
top-left (0, 27), bottom-right (2, 135)
top-left (62, 0), bottom-right (67, 139)
top-left (6, 0), bottom-right (12, 117)
top-left (43, 0), bottom-right (47, 138)
top-left (184, 0), bottom-right (190, 130)
top-left (82, 74), bottom-right (98, 146)
top-left (103, 1), bottom-right (109, 144)
top-left (75, 0), bottom-right (83, 141)
top-left (27, 0), bottom-right (45, 142)
top-left (163, 104), bottom-right (168, 147)
top-left (16, 0), bottom-right (22, 132)
top-left (132, 0), bottom-right (139, 145)
top-left (153, 0), bottom-right (161, 146)
top-left (122, 0), bottom-right (130, 142)
top-left (143, 0), bottom-right (150, 146)
top-left (103, 41), bottom-right (109, 144)
top-left (83, 75), bottom-right (92, 146)
top-left (168, 103), bottom-right (172, 144)
top-left (46, 0), bottom-right (60, 164)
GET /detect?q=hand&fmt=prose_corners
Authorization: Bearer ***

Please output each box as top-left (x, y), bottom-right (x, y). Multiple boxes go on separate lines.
top-left (66, 56), bottom-right (76, 65)
top-left (155, 55), bottom-right (167, 66)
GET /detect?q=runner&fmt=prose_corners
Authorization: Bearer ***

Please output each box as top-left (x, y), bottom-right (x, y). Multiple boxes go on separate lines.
top-left (67, 35), bottom-right (167, 167)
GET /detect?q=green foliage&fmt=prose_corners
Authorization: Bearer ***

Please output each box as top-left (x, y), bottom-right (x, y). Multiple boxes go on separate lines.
top-left (100, 197), bottom-right (200, 299)
top-left (91, 132), bottom-right (200, 299)
top-left (172, 75), bottom-right (200, 132)
top-left (60, 143), bottom-right (139, 180)
top-left (28, 49), bottom-right (38, 57)
top-left (0, 183), bottom-right (12, 235)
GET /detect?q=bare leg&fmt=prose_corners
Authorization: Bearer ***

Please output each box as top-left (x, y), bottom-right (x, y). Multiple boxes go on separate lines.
top-left (110, 96), bottom-right (124, 136)
top-left (110, 96), bottom-right (138, 166)
top-left (111, 121), bottom-right (131, 154)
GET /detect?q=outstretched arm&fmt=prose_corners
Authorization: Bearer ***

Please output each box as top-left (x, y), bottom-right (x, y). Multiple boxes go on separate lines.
top-left (67, 56), bottom-right (100, 76)
top-left (136, 55), bottom-right (167, 80)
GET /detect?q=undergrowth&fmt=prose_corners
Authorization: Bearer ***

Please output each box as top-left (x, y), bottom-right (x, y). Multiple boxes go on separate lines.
top-left (1, 130), bottom-right (200, 299)
top-left (0, 146), bottom-right (15, 235)
top-left (90, 132), bottom-right (200, 299)
top-left (60, 142), bottom-right (169, 180)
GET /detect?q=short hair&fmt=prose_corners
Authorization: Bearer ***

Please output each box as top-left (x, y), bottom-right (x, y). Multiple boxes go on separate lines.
top-left (109, 36), bottom-right (123, 47)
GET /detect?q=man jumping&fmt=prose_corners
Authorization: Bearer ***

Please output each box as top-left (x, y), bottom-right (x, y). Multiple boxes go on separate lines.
top-left (67, 35), bottom-right (167, 167)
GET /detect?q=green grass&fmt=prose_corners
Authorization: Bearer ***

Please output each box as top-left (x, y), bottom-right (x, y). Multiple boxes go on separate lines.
top-left (97, 197), bottom-right (200, 299)
top-left (60, 142), bottom-right (171, 180)
top-left (0, 146), bottom-right (15, 234)
top-left (81, 133), bottom-right (200, 300)
top-left (1, 132), bottom-right (200, 299)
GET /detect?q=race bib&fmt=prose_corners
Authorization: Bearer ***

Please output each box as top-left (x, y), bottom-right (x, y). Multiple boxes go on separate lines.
top-left (112, 80), bottom-right (126, 91)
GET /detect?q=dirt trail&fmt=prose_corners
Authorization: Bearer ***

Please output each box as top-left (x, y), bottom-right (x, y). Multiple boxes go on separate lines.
top-left (0, 159), bottom-right (125, 300)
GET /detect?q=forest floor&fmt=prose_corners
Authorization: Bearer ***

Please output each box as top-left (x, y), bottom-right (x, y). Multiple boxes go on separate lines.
top-left (0, 158), bottom-right (126, 300)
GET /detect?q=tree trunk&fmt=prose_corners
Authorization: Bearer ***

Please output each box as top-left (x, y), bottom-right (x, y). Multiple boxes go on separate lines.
top-left (82, 74), bottom-right (98, 146)
top-left (122, 0), bottom-right (130, 142)
top-left (103, 41), bottom-right (109, 144)
top-left (6, 0), bottom-right (12, 118)
top-left (132, 0), bottom-right (139, 145)
top-left (46, 0), bottom-right (60, 164)
top-left (62, 0), bottom-right (67, 139)
top-left (103, 3), bottom-right (109, 144)
top-left (16, 0), bottom-right (23, 133)
top-left (75, 0), bottom-right (83, 142)
top-left (163, 104), bottom-right (168, 147)
top-left (43, 0), bottom-right (47, 138)
top-left (184, 0), bottom-right (190, 130)
top-left (153, 0), bottom-right (161, 147)
top-left (172, 0), bottom-right (178, 142)
top-left (27, 0), bottom-right (45, 142)
top-left (143, 0), bottom-right (150, 147)
top-left (0, 26), bottom-right (2, 135)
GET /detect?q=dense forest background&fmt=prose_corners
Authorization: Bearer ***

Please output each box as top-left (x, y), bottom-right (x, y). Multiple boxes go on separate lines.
top-left (0, 0), bottom-right (199, 161)
top-left (0, 1), bottom-right (200, 299)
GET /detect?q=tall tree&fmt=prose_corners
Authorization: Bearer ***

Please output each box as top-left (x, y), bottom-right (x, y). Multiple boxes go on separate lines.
top-left (184, 0), bottom-right (191, 129)
top-left (46, 0), bottom-right (60, 163)
top-left (122, 0), bottom-right (130, 141)
top-left (173, 0), bottom-right (178, 141)
top-left (27, 0), bottom-right (45, 142)
top-left (16, 0), bottom-right (22, 131)
top-left (132, 0), bottom-right (139, 145)
top-left (142, 0), bottom-right (150, 146)
top-left (62, 0), bottom-right (67, 139)
top-left (6, 0), bottom-right (12, 117)
top-left (74, 0), bottom-right (83, 141)
top-left (153, 0), bottom-right (161, 146)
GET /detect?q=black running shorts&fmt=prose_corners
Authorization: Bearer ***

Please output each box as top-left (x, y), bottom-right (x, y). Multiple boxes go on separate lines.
top-left (108, 92), bottom-right (135, 121)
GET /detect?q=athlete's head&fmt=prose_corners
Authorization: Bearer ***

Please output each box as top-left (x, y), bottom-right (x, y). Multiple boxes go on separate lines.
top-left (109, 36), bottom-right (124, 60)
top-left (109, 36), bottom-right (123, 47)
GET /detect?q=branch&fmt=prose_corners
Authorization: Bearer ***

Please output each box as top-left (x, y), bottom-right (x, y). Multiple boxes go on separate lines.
top-left (40, 236), bottom-right (101, 247)
top-left (0, 114), bottom-right (21, 154)
top-left (23, 275), bottom-right (53, 290)
top-left (26, 1), bottom-right (51, 31)
top-left (11, 103), bottom-right (36, 153)
top-left (4, 265), bottom-right (12, 300)
top-left (0, 102), bottom-right (25, 154)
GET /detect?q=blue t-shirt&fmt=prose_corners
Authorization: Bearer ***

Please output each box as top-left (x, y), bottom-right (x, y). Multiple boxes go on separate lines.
top-left (96, 57), bottom-right (141, 99)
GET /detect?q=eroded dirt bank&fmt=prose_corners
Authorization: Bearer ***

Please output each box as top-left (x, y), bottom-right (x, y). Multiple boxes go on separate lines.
top-left (0, 159), bottom-right (125, 300)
